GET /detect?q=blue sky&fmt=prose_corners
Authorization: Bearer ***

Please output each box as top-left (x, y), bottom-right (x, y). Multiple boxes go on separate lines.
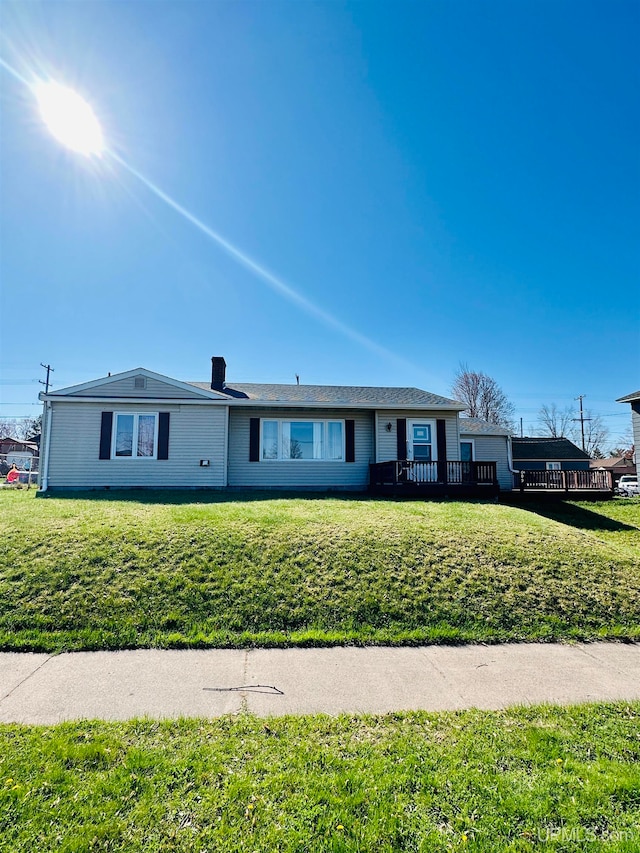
top-left (1, 0), bottom-right (638, 444)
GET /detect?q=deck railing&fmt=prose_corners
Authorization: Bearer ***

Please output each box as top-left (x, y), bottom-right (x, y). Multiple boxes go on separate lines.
top-left (370, 460), bottom-right (497, 488)
top-left (517, 469), bottom-right (612, 492)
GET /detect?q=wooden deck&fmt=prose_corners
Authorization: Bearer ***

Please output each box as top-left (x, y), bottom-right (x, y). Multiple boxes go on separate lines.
top-left (515, 469), bottom-right (613, 494)
top-left (369, 462), bottom-right (614, 500)
top-left (369, 460), bottom-right (499, 497)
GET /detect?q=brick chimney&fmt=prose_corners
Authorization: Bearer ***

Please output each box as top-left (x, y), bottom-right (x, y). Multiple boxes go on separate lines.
top-left (211, 356), bottom-right (226, 391)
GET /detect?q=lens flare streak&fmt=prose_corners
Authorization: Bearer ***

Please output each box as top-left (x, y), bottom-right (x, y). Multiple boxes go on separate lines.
top-left (0, 52), bottom-right (421, 375)
top-left (110, 152), bottom-right (417, 371)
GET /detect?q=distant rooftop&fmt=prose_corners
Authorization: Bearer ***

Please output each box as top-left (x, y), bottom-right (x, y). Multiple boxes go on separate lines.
top-left (512, 437), bottom-right (590, 461)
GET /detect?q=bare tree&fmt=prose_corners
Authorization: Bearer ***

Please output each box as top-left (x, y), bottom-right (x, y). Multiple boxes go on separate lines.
top-left (535, 402), bottom-right (609, 458)
top-left (0, 419), bottom-right (16, 439)
top-left (536, 403), bottom-right (575, 438)
top-left (609, 426), bottom-right (634, 459)
top-left (451, 364), bottom-right (516, 430)
top-left (581, 410), bottom-right (609, 458)
top-left (0, 416), bottom-right (41, 441)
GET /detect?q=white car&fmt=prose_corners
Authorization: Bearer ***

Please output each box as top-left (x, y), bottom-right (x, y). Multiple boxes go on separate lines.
top-left (617, 475), bottom-right (639, 496)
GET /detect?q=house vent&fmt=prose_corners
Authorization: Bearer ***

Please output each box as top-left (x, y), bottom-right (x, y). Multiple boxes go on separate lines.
top-left (134, 377), bottom-right (147, 390)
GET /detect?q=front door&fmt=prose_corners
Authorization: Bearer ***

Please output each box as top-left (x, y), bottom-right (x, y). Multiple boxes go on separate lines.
top-left (407, 421), bottom-right (437, 481)
top-left (407, 422), bottom-right (434, 461)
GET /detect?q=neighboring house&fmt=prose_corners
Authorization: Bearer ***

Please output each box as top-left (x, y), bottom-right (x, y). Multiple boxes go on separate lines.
top-left (0, 437), bottom-right (38, 456)
top-left (589, 455), bottom-right (636, 486)
top-left (616, 390), bottom-right (640, 471)
top-left (511, 437), bottom-right (591, 472)
top-left (0, 437), bottom-right (39, 471)
top-left (37, 356), bottom-right (514, 494)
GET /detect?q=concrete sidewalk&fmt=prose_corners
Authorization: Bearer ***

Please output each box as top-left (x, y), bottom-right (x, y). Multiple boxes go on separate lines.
top-left (1, 643), bottom-right (639, 724)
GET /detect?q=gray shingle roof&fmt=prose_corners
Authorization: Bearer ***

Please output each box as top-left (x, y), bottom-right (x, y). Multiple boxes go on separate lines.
top-left (511, 437), bottom-right (590, 461)
top-left (188, 382), bottom-right (463, 408)
top-left (459, 418), bottom-right (512, 436)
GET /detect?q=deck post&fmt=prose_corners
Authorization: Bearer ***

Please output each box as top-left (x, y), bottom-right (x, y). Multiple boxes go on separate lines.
top-left (436, 420), bottom-right (447, 486)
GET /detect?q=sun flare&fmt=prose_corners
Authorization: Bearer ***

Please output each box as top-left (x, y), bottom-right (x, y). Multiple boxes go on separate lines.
top-left (34, 80), bottom-right (104, 156)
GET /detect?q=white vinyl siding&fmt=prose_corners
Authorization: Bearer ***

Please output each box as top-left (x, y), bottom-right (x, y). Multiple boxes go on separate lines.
top-left (631, 408), bottom-right (640, 472)
top-left (70, 375), bottom-right (208, 400)
top-left (229, 408), bottom-right (372, 489)
top-left (45, 402), bottom-right (227, 488)
top-left (460, 433), bottom-right (512, 491)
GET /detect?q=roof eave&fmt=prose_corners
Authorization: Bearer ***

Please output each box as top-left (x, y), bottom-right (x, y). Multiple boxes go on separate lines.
top-left (221, 399), bottom-right (465, 410)
top-left (616, 391), bottom-right (640, 403)
top-left (39, 393), bottom-right (465, 411)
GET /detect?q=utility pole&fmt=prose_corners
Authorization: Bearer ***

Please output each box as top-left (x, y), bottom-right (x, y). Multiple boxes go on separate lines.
top-left (573, 395), bottom-right (591, 452)
top-left (39, 363), bottom-right (54, 394)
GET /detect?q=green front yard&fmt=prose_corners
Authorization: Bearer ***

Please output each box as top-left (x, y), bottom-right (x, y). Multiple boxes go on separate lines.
top-left (0, 491), bottom-right (638, 651)
top-left (1, 703), bottom-right (639, 852)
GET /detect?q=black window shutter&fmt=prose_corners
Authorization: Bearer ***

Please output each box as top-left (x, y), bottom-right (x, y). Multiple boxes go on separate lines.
top-left (249, 418), bottom-right (260, 462)
top-left (99, 412), bottom-right (113, 460)
top-left (436, 418), bottom-right (447, 483)
top-left (157, 413), bottom-right (170, 460)
top-left (345, 419), bottom-right (355, 462)
top-left (397, 418), bottom-right (407, 461)
top-left (436, 419), bottom-right (447, 461)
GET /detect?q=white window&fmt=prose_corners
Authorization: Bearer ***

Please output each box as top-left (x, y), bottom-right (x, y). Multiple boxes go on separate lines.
top-left (546, 462), bottom-right (562, 471)
top-left (113, 413), bottom-right (158, 459)
top-left (261, 420), bottom-right (344, 461)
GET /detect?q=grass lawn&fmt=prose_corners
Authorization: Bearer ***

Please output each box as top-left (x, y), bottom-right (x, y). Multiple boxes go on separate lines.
top-left (1, 703), bottom-right (639, 852)
top-left (0, 491), bottom-right (638, 651)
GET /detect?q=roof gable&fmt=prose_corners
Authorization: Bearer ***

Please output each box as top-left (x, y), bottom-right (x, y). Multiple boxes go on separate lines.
top-left (42, 368), bottom-right (229, 401)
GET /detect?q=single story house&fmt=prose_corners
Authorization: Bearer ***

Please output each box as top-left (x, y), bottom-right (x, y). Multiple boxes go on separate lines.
top-left (511, 437), bottom-right (591, 472)
top-left (589, 455), bottom-right (636, 486)
top-left (616, 390), bottom-right (640, 471)
top-left (0, 437), bottom-right (39, 472)
top-left (37, 357), bottom-right (516, 495)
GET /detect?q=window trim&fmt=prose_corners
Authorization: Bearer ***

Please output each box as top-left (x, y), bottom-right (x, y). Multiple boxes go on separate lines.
top-left (111, 412), bottom-right (159, 460)
top-left (407, 419), bottom-right (437, 462)
top-left (460, 439), bottom-right (475, 462)
top-left (546, 461), bottom-right (562, 471)
top-left (260, 418), bottom-right (346, 462)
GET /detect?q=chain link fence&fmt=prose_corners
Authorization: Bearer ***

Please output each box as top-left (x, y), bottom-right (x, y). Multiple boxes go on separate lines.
top-left (0, 451), bottom-right (40, 488)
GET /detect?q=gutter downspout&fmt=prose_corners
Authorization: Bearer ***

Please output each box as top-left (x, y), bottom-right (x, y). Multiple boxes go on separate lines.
top-left (506, 435), bottom-right (521, 490)
top-left (40, 400), bottom-right (53, 492)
